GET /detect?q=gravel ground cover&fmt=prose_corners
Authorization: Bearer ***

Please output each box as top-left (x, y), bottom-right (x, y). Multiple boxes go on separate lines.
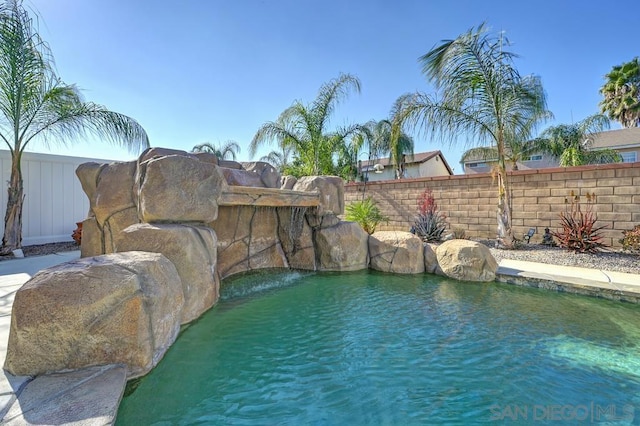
top-left (0, 241), bottom-right (79, 262)
top-left (476, 240), bottom-right (640, 275)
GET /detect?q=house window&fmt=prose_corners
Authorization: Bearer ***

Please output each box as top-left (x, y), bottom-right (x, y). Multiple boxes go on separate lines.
top-left (620, 151), bottom-right (637, 163)
top-left (524, 154), bottom-right (543, 161)
top-left (468, 162), bottom-right (489, 168)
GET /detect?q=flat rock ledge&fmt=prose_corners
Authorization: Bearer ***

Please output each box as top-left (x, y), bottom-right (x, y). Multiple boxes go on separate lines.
top-left (2, 364), bottom-right (126, 425)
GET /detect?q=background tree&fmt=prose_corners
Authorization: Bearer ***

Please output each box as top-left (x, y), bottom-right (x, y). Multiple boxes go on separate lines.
top-left (250, 73), bottom-right (362, 177)
top-left (395, 23), bottom-right (550, 248)
top-left (460, 138), bottom-right (542, 171)
top-left (259, 144), bottom-right (293, 173)
top-left (352, 119), bottom-right (415, 180)
top-left (534, 114), bottom-right (621, 166)
top-left (600, 57), bottom-right (640, 128)
top-left (0, 0), bottom-right (148, 254)
top-left (191, 140), bottom-right (240, 160)
top-left (335, 134), bottom-right (361, 182)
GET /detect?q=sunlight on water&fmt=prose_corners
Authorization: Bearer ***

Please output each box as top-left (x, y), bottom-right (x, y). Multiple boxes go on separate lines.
top-left (117, 271), bottom-right (640, 425)
top-left (544, 335), bottom-right (640, 381)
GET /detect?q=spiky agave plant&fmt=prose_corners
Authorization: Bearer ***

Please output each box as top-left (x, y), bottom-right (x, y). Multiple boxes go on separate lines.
top-left (551, 191), bottom-right (608, 253)
top-left (413, 188), bottom-right (448, 242)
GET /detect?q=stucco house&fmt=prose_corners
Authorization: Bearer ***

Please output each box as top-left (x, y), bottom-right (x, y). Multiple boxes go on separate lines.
top-left (462, 127), bottom-right (640, 174)
top-left (590, 127), bottom-right (640, 163)
top-left (358, 150), bottom-right (454, 182)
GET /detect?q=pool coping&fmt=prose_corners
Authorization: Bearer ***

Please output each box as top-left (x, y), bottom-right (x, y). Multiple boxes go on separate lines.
top-left (496, 259), bottom-right (640, 304)
top-left (0, 254), bottom-right (639, 424)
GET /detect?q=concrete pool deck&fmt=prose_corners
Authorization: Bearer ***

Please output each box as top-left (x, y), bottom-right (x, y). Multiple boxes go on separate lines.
top-left (497, 259), bottom-right (640, 303)
top-left (0, 251), bottom-right (638, 424)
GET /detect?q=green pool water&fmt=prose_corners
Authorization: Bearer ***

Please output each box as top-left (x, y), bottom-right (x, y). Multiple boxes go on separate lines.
top-left (117, 270), bottom-right (640, 425)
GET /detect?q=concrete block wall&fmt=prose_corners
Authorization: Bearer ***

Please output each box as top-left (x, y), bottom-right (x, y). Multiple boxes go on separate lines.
top-left (344, 162), bottom-right (640, 248)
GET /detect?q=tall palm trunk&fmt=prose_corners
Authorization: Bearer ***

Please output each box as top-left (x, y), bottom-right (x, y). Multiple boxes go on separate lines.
top-left (2, 152), bottom-right (24, 253)
top-left (495, 148), bottom-right (515, 248)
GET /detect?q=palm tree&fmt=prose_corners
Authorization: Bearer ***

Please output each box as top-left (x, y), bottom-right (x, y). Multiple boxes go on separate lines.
top-left (259, 142), bottom-right (293, 173)
top-left (250, 73), bottom-right (362, 177)
top-left (335, 136), bottom-right (361, 182)
top-left (191, 141), bottom-right (240, 160)
top-left (351, 119), bottom-right (414, 180)
top-left (460, 146), bottom-right (499, 169)
top-left (600, 57), bottom-right (640, 128)
top-left (389, 126), bottom-right (415, 179)
top-left (535, 114), bottom-right (621, 166)
top-left (395, 23), bottom-right (550, 248)
top-left (0, 0), bottom-right (149, 254)
top-left (460, 138), bottom-right (542, 171)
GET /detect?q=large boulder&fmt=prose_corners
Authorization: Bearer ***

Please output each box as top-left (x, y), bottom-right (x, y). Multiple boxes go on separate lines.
top-left (103, 207), bottom-right (140, 254)
top-left (4, 252), bottom-right (184, 379)
top-left (192, 152), bottom-right (219, 165)
top-left (93, 161), bottom-right (137, 227)
top-left (435, 240), bottom-right (498, 282)
top-left (80, 217), bottom-right (103, 258)
top-left (423, 243), bottom-right (440, 274)
top-left (242, 161), bottom-right (281, 188)
top-left (314, 221), bottom-right (369, 271)
top-left (75, 162), bottom-right (106, 216)
top-left (136, 154), bottom-right (228, 223)
top-left (115, 223), bottom-right (219, 324)
top-left (138, 147), bottom-right (195, 164)
top-left (369, 231), bottom-right (425, 274)
top-left (293, 176), bottom-right (344, 215)
top-left (280, 175), bottom-right (297, 190)
top-left (305, 211), bottom-right (341, 230)
top-left (220, 167), bottom-right (265, 187)
top-left (218, 159), bottom-right (243, 169)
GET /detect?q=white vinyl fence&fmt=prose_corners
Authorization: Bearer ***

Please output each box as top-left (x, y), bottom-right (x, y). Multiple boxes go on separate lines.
top-left (0, 150), bottom-right (112, 246)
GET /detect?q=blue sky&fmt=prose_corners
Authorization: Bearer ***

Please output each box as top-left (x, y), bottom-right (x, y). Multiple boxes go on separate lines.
top-left (25, 0), bottom-right (636, 174)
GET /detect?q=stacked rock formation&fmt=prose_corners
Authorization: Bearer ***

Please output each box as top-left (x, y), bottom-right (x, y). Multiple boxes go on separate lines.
top-left (4, 146), bottom-right (498, 380)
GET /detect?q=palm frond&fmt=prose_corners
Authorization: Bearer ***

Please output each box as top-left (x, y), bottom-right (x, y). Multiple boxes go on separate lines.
top-left (191, 142), bottom-right (217, 153)
top-left (313, 73), bottom-right (361, 132)
top-left (0, 0), bottom-right (149, 251)
top-left (537, 114), bottom-right (614, 166)
top-left (0, 1), bottom-right (149, 154)
top-left (251, 73), bottom-right (361, 176)
top-left (460, 146), bottom-right (498, 163)
top-left (192, 140), bottom-right (240, 160)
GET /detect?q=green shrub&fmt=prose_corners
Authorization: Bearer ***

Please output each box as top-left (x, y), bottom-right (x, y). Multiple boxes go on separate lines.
top-left (620, 225), bottom-right (640, 254)
top-left (452, 227), bottom-right (467, 239)
top-left (345, 197), bottom-right (389, 234)
top-left (551, 191), bottom-right (608, 253)
top-left (413, 189), bottom-right (448, 242)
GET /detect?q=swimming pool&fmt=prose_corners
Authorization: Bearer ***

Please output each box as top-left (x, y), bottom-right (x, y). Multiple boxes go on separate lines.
top-left (117, 270), bottom-right (640, 424)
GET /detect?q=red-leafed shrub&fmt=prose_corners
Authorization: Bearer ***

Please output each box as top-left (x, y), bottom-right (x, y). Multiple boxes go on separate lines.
top-left (413, 189), bottom-right (448, 242)
top-left (551, 191), bottom-right (608, 253)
